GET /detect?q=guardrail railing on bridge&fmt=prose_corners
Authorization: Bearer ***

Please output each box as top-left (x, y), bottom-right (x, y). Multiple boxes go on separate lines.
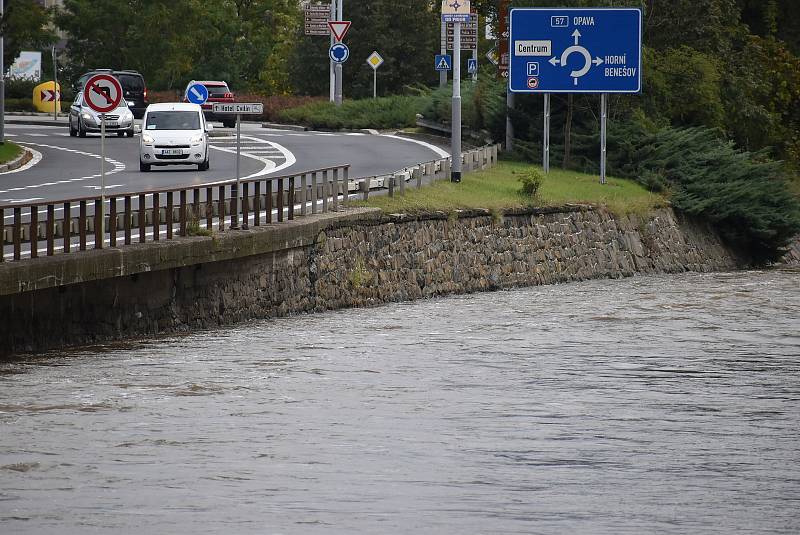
top-left (1, 143), bottom-right (501, 263)
top-left (1, 165), bottom-right (350, 262)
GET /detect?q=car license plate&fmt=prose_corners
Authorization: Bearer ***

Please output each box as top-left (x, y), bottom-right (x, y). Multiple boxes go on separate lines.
top-left (105, 121), bottom-right (118, 127)
top-left (161, 149), bottom-right (182, 155)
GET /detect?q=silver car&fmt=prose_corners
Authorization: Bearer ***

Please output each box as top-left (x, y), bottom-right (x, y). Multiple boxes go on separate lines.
top-left (68, 93), bottom-right (135, 138)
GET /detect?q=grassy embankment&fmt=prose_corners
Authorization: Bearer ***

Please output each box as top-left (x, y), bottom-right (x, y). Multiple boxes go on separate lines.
top-left (0, 142), bottom-right (22, 164)
top-left (279, 95), bottom-right (424, 130)
top-left (354, 160), bottom-right (666, 217)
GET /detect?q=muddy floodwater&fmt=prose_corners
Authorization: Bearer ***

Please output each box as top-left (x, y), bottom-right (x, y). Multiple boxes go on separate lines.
top-left (2, 270), bottom-right (799, 534)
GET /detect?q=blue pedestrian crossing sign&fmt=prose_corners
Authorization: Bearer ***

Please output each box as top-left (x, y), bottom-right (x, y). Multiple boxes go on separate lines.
top-left (185, 83), bottom-right (209, 105)
top-left (467, 58), bottom-right (478, 74)
top-left (435, 54), bottom-right (452, 72)
top-left (509, 8), bottom-right (642, 93)
top-left (329, 43), bottom-right (350, 64)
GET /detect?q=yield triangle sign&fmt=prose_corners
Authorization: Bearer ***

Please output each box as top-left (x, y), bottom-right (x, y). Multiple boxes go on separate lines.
top-left (328, 20), bottom-right (351, 42)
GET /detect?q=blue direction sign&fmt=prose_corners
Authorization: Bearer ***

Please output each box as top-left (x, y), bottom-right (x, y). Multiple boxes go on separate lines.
top-left (467, 58), bottom-right (478, 74)
top-left (329, 43), bottom-right (350, 64)
top-left (435, 54), bottom-right (452, 71)
top-left (185, 83), bottom-right (209, 105)
top-left (509, 8), bottom-right (642, 93)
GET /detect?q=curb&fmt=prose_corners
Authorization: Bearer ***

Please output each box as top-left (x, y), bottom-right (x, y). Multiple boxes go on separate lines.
top-left (0, 146), bottom-right (34, 173)
top-left (261, 122), bottom-right (308, 132)
top-left (4, 118), bottom-right (67, 127)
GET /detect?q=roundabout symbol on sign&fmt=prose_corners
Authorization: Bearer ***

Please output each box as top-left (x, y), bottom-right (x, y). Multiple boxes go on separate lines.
top-left (329, 43), bottom-right (350, 64)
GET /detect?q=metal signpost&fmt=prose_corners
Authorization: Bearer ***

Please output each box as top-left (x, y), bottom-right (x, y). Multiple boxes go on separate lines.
top-left (509, 8), bottom-right (642, 183)
top-left (212, 103), bottom-right (264, 230)
top-left (442, 0), bottom-right (470, 183)
top-left (52, 46), bottom-right (59, 121)
top-left (446, 13), bottom-right (478, 82)
top-left (366, 51), bottom-right (384, 99)
top-left (83, 73), bottom-right (123, 246)
top-left (0, 0), bottom-right (4, 145)
top-left (328, 20), bottom-right (351, 107)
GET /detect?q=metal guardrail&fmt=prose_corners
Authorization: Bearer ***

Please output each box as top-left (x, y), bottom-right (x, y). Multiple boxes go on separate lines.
top-left (1, 165), bottom-right (350, 262)
top-left (0, 143), bottom-right (500, 263)
top-left (352, 143), bottom-right (500, 200)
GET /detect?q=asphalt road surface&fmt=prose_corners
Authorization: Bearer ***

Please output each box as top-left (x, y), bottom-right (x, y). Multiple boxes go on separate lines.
top-left (1, 123), bottom-right (449, 204)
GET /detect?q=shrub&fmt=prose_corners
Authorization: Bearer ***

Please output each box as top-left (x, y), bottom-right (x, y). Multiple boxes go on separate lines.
top-left (5, 98), bottom-right (37, 112)
top-left (518, 169), bottom-right (544, 200)
top-left (278, 95), bottom-right (426, 130)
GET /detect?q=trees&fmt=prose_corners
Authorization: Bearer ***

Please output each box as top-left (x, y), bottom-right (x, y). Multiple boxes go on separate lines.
top-left (56, 0), bottom-right (300, 92)
top-left (1, 0), bottom-right (57, 74)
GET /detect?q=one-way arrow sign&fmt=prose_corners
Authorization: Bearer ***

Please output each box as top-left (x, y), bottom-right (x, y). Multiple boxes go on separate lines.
top-left (328, 20), bottom-right (351, 42)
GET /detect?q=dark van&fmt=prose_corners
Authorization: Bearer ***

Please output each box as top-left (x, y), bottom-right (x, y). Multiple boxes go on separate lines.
top-left (75, 70), bottom-right (148, 118)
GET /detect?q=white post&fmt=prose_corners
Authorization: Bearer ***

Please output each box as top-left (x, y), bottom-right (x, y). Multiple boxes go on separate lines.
top-left (373, 69), bottom-right (377, 99)
top-left (451, 22), bottom-right (462, 182)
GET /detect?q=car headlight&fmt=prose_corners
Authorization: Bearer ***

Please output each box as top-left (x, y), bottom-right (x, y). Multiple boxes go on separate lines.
top-left (142, 133), bottom-right (154, 144)
top-left (189, 134), bottom-right (204, 144)
top-left (82, 112), bottom-right (93, 121)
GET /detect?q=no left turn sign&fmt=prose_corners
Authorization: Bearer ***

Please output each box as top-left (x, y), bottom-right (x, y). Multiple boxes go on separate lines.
top-left (84, 74), bottom-right (123, 114)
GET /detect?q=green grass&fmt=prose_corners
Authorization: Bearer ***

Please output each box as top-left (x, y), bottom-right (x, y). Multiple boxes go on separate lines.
top-left (0, 142), bottom-right (22, 164)
top-left (279, 95), bottom-right (427, 130)
top-left (354, 160), bottom-right (666, 217)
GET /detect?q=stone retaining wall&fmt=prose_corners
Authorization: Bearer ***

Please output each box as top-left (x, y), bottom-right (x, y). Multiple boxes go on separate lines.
top-left (0, 206), bottom-right (744, 357)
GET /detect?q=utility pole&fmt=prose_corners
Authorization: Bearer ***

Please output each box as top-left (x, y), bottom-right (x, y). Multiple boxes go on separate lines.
top-left (1, 0), bottom-right (5, 145)
top-left (53, 46), bottom-right (59, 121)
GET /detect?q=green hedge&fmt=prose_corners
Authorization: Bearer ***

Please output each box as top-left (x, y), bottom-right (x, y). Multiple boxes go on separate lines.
top-left (278, 94), bottom-right (427, 130)
top-left (4, 98), bottom-right (37, 112)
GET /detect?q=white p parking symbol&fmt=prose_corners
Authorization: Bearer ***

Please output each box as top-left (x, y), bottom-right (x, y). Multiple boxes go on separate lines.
top-left (527, 62), bottom-right (540, 76)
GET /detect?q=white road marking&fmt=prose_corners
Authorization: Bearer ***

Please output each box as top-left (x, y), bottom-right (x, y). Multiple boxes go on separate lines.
top-left (208, 135), bottom-right (296, 180)
top-left (25, 133), bottom-right (49, 137)
top-left (380, 134), bottom-right (450, 159)
top-left (4, 134), bottom-right (17, 138)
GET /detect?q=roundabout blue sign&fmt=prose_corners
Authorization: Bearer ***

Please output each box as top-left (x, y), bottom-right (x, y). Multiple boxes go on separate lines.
top-left (329, 43), bottom-right (350, 64)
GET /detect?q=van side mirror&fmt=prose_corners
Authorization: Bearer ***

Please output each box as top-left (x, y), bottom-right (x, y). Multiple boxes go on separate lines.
top-left (206, 124), bottom-right (214, 132)
top-left (134, 124), bottom-right (142, 133)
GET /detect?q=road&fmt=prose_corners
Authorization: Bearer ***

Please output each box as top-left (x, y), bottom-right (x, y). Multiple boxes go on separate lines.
top-left (1, 122), bottom-right (449, 204)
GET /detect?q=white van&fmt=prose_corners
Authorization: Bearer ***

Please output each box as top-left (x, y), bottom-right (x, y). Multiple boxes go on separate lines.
top-left (139, 103), bottom-right (211, 172)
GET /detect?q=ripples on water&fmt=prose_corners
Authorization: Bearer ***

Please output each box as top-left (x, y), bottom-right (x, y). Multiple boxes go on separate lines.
top-left (1, 270), bottom-right (799, 534)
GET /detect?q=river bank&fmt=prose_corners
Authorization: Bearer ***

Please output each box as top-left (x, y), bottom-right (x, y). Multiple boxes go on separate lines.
top-left (0, 205), bottom-right (747, 357)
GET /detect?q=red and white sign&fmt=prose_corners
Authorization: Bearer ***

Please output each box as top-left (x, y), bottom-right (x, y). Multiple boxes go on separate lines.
top-left (328, 20), bottom-right (351, 42)
top-left (527, 77), bottom-right (539, 89)
top-left (83, 73), bottom-right (122, 114)
top-left (40, 89), bottom-right (60, 102)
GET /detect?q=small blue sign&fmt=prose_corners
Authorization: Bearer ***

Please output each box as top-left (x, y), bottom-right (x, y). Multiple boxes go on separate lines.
top-left (329, 43), bottom-right (350, 64)
top-left (467, 58), bottom-right (478, 74)
top-left (186, 83), bottom-right (209, 105)
top-left (435, 54), bottom-right (452, 72)
top-left (509, 8), bottom-right (642, 93)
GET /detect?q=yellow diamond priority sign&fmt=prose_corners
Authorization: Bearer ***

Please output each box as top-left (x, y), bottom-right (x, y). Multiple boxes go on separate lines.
top-left (367, 51), bottom-right (384, 70)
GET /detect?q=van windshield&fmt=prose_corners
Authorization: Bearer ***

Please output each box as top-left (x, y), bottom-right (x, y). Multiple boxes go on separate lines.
top-left (146, 111), bottom-right (201, 131)
top-left (118, 74), bottom-right (144, 92)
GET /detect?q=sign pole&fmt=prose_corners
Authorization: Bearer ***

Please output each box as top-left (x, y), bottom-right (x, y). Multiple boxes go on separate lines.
top-left (52, 46), bottom-right (58, 121)
top-left (440, 20), bottom-right (447, 88)
top-left (600, 93), bottom-right (607, 185)
top-left (329, 2), bottom-right (335, 102)
top-left (100, 114), bottom-right (106, 247)
top-left (0, 0), bottom-right (4, 145)
top-left (543, 93), bottom-right (550, 173)
top-left (505, 90), bottom-right (513, 152)
top-left (335, 0), bottom-right (344, 106)
top-left (373, 68), bottom-right (377, 99)
top-left (234, 113), bottom-right (242, 229)
top-left (451, 21), bottom-right (462, 182)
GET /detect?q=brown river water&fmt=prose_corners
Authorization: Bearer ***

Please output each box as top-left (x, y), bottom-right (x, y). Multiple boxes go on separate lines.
top-left (1, 270), bottom-right (799, 534)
